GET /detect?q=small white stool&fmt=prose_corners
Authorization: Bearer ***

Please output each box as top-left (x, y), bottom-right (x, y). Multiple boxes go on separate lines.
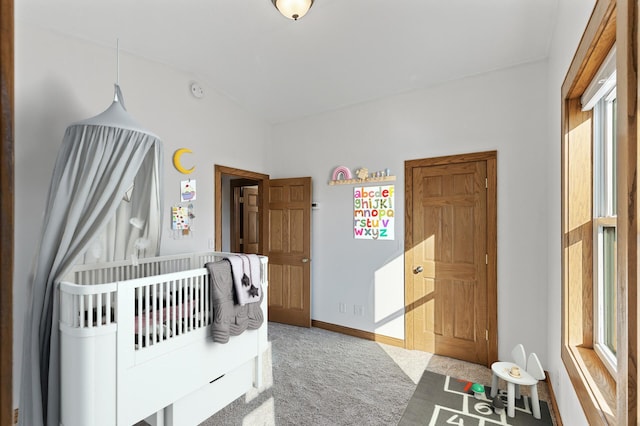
top-left (490, 361), bottom-right (540, 419)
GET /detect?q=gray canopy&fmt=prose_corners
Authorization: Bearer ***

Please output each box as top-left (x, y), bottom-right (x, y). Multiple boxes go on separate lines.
top-left (18, 85), bottom-right (163, 426)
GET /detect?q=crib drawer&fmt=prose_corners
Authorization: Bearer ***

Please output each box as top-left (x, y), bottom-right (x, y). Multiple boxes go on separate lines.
top-left (163, 360), bottom-right (253, 426)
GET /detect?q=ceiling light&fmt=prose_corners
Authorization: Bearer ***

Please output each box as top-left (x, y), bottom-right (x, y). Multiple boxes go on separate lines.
top-left (272, 0), bottom-right (314, 21)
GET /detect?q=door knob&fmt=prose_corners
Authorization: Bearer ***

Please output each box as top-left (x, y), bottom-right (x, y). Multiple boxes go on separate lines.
top-left (302, 258), bottom-right (310, 263)
top-left (413, 265), bottom-right (424, 274)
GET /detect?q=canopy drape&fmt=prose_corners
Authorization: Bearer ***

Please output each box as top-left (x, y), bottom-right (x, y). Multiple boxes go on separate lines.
top-left (18, 86), bottom-right (163, 426)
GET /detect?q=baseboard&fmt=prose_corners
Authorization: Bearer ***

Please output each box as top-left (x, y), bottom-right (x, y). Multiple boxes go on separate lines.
top-left (311, 320), bottom-right (405, 348)
top-left (545, 371), bottom-right (563, 426)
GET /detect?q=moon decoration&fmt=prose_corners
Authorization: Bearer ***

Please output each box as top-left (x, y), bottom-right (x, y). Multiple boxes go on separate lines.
top-left (331, 166), bottom-right (353, 181)
top-left (173, 148), bottom-right (195, 174)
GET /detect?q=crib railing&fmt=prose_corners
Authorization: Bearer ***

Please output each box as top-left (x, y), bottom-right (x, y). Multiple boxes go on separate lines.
top-left (59, 251), bottom-right (268, 351)
top-left (132, 270), bottom-right (210, 349)
top-left (59, 281), bottom-right (117, 329)
top-left (62, 253), bottom-right (196, 286)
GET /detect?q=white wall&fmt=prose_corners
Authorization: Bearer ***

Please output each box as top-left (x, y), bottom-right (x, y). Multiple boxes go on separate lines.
top-left (13, 2), bottom-right (598, 421)
top-left (270, 60), bottom-right (550, 363)
top-left (545, 0), bottom-right (596, 424)
top-left (13, 24), bottom-right (271, 405)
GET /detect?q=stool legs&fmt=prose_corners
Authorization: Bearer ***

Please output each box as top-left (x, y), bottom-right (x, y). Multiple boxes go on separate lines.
top-left (493, 373), bottom-right (517, 418)
top-left (490, 367), bottom-right (540, 419)
top-left (491, 373), bottom-right (498, 397)
top-left (530, 384), bottom-right (541, 419)
top-left (506, 382), bottom-right (515, 417)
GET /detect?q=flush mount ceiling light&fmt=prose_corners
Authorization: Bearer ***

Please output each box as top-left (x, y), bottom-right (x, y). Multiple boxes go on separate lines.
top-left (272, 0), bottom-right (314, 21)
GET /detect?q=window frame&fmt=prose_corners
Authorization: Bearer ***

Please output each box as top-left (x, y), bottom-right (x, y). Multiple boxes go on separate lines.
top-left (590, 82), bottom-right (617, 376)
top-left (592, 217), bottom-right (617, 375)
top-left (561, 0), bottom-right (638, 424)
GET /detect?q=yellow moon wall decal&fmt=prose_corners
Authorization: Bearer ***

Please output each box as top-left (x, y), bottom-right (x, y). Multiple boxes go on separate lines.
top-left (173, 148), bottom-right (195, 174)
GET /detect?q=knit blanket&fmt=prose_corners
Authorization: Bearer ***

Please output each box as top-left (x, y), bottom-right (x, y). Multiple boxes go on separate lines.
top-left (205, 259), bottom-right (264, 343)
top-left (225, 254), bottom-right (262, 305)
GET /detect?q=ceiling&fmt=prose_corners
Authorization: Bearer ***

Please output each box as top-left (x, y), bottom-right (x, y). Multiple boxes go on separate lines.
top-left (17, 0), bottom-right (559, 124)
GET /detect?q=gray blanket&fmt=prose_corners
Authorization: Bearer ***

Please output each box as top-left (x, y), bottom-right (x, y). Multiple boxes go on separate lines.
top-left (205, 260), bottom-right (264, 343)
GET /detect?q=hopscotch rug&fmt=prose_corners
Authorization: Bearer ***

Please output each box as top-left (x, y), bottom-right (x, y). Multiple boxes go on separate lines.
top-left (399, 370), bottom-right (554, 425)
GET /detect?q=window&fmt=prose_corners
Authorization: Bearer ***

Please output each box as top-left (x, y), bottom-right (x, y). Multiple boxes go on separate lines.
top-left (562, 1), bottom-right (639, 423)
top-left (561, 1), bottom-right (619, 423)
top-left (581, 47), bottom-right (617, 375)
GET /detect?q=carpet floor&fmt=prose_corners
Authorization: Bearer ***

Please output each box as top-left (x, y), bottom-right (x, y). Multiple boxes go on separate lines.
top-left (201, 322), bottom-right (433, 425)
top-left (139, 322), bottom-right (558, 425)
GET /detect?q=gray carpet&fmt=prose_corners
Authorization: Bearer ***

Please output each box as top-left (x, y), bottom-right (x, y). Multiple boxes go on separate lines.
top-left (135, 323), bottom-right (558, 425)
top-left (200, 322), bottom-right (432, 426)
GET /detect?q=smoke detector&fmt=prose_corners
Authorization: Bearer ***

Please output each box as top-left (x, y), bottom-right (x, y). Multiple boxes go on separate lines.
top-left (190, 82), bottom-right (204, 99)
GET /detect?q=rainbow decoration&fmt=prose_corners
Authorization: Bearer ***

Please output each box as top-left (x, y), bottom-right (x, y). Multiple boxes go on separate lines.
top-left (332, 166), bottom-right (353, 181)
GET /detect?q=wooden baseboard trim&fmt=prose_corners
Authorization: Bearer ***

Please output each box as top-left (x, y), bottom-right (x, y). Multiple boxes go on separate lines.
top-left (311, 320), bottom-right (405, 348)
top-left (545, 371), bottom-right (563, 426)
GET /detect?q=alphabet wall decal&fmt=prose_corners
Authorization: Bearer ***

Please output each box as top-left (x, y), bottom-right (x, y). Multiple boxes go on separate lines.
top-left (353, 185), bottom-right (395, 240)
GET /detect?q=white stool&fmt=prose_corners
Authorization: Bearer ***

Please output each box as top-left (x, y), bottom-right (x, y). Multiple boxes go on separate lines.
top-left (490, 353), bottom-right (545, 419)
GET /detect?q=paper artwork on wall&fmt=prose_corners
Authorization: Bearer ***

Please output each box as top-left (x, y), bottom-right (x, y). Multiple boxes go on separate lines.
top-left (181, 179), bottom-right (196, 202)
top-left (354, 185), bottom-right (394, 240)
top-left (171, 206), bottom-right (189, 230)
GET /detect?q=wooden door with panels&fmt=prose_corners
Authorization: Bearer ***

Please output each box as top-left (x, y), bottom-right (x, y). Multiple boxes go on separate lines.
top-left (405, 152), bottom-right (497, 366)
top-left (214, 164), bottom-right (311, 327)
top-left (215, 166), bottom-right (269, 256)
top-left (242, 187), bottom-right (260, 254)
top-left (230, 180), bottom-right (260, 254)
top-left (267, 177), bottom-right (312, 327)
top-left (215, 167), bottom-right (312, 328)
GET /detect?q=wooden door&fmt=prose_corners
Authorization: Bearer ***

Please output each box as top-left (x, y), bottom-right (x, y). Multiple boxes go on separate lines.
top-left (267, 177), bottom-right (312, 327)
top-left (215, 166), bottom-right (269, 255)
top-left (405, 153), bottom-right (497, 366)
top-left (242, 187), bottom-right (259, 254)
top-left (230, 180), bottom-right (260, 254)
top-left (231, 186), bottom-right (242, 252)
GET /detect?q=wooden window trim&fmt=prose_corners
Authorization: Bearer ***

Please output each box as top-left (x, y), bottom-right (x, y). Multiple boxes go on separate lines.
top-left (561, 0), bottom-right (638, 424)
top-left (0, 0), bottom-right (14, 424)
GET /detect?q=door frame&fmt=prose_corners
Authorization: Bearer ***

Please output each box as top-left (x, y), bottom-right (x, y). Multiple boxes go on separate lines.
top-left (404, 151), bottom-right (498, 366)
top-left (1, 0), bottom-right (13, 422)
top-left (214, 165), bottom-right (269, 254)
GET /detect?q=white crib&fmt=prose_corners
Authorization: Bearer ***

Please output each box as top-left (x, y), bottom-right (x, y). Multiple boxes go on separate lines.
top-left (58, 251), bottom-right (268, 426)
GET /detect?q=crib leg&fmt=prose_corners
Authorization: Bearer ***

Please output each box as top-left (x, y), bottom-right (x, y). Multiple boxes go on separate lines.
top-left (254, 352), bottom-right (263, 389)
top-left (145, 409), bottom-right (165, 426)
